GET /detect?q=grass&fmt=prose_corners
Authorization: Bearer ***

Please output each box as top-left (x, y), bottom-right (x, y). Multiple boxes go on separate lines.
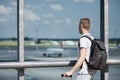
top-left (0, 41), bottom-right (118, 48)
top-left (0, 41), bottom-right (59, 48)
top-left (0, 41), bottom-right (17, 46)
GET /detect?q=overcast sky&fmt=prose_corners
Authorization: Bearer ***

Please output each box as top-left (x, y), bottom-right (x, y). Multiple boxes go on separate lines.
top-left (0, 0), bottom-right (120, 39)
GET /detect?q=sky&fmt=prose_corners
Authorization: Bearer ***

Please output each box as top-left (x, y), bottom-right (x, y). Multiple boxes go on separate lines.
top-left (0, 0), bottom-right (120, 39)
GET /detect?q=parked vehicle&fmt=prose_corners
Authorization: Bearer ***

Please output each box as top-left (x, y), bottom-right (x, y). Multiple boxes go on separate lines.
top-left (43, 48), bottom-right (63, 57)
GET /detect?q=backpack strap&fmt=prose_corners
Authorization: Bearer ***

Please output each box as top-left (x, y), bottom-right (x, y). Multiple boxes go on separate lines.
top-left (81, 35), bottom-right (93, 67)
top-left (81, 35), bottom-right (93, 42)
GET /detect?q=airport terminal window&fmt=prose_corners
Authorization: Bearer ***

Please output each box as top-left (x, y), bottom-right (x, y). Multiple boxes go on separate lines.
top-left (108, 1), bottom-right (120, 79)
top-left (24, 0), bottom-right (100, 61)
top-left (0, 0), bottom-right (17, 62)
top-left (0, 0), bottom-right (17, 79)
top-left (108, 0), bottom-right (120, 59)
top-left (1, 0), bottom-right (120, 80)
top-left (0, 69), bottom-right (17, 80)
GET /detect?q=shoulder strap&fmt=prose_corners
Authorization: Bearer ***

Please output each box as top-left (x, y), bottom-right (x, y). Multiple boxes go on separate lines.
top-left (81, 35), bottom-right (93, 66)
top-left (81, 35), bottom-right (93, 42)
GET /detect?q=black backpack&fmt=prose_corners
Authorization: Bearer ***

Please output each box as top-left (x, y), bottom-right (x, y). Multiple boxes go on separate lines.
top-left (79, 36), bottom-right (107, 70)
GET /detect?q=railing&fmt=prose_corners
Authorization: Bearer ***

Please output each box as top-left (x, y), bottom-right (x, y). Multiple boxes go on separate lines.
top-left (0, 59), bottom-right (120, 80)
top-left (0, 59), bottom-right (120, 69)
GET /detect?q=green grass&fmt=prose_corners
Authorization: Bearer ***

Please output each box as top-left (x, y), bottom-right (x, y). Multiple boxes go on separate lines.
top-left (0, 41), bottom-right (17, 46)
top-left (0, 41), bottom-right (58, 48)
top-left (0, 41), bottom-right (118, 48)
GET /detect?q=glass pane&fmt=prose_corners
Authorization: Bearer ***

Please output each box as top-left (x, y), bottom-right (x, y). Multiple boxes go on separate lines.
top-left (25, 67), bottom-right (100, 80)
top-left (0, 0), bottom-right (17, 61)
top-left (109, 65), bottom-right (120, 80)
top-left (109, 0), bottom-right (120, 59)
top-left (108, 1), bottom-right (120, 80)
top-left (0, 69), bottom-right (17, 80)
top-left (25, 67), bottom-right (73, 80)
top-left (24, 0), bottom-right (100, 61)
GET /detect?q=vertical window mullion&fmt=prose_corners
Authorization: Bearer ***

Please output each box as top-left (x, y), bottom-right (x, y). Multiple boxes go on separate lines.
top-left (17, 0), bottom-right (24, 80)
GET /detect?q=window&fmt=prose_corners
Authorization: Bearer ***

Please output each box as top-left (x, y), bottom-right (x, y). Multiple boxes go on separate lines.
top-left (24, 0), bottom-right (100, 61)
top-left (108, 0), bottom-right (120, 59)
top-left (0, 0), bottom-right (17, 61)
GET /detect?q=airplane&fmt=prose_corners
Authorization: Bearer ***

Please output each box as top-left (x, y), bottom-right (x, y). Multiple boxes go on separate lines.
top-left (43, 48), bottom-right (63, 57)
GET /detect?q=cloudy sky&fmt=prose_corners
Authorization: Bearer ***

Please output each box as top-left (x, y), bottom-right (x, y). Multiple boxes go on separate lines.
top-left (0, 0), bottom-right (120, 39)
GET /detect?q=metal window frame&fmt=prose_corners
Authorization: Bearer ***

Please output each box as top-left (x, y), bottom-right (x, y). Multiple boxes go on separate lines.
top-left (17, 0), bottom-right (24, 80)
top-left (100, 0), bottom-right (109, 80)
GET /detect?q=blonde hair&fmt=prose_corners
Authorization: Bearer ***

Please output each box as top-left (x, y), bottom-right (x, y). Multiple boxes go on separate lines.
top-left (80, 18), bottom-right (90, 30)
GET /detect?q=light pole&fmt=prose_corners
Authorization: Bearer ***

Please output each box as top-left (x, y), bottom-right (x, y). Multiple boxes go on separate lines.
top-left (36, 29), bottom-right (39, 53)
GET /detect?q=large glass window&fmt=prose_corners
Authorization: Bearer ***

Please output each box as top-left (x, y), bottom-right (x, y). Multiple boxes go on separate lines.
top-left (23, 0), bottom-right (100, 80)
top-left (108, 0), bottom-right (120, 59)
top-left (0, 0), bottom-right (17, 61)
top-left (109, 0), bottom-right (120, 80)
top-left (0, 0), bottom-right (17, 79)
top-left (0, 69), bottom-right (17, 80)
top-left (24, 0), bottom-right (100, 61)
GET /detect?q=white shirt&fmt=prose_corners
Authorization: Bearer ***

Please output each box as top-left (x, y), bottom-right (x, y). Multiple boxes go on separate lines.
top-left (78, 33), bottom-right (94, 74)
